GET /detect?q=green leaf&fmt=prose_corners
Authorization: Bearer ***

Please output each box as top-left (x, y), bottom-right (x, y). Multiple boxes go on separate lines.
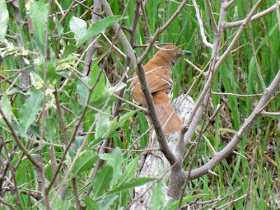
top-left (103, 110), bottom-right (139, 138)
top-left (69, 97), bottom-right (81, 117)
top-left (0, 94), bottom-right (12, 123)
top-left (218, 128), bottom-right (237, 134)
top-left (151, 178), bottom-right (165, 209)
top-left (162, 198), bottom-right (177, 210)
top-left (73, 150), bottom-right (99, 176)
top-left (76, 79), bottom-right (89, 107)
top-left (107, 177), bottom-right (157, 195)
top-left (165, 194), bottom-right (208, 210)
top-left (84, 196), bottom-right (99, 209)
top-left (30, 1), bottom-right (48, 44)
top-left (19, 90), bottom-right (43, 132)
top-left (88, 63), bottom-right (106, 102)
top-left (0, 0), bottom-right (9, 39)
top-left (61, 45), bottom-right (78, 59)
top-left (118, 157), bottom-right (139, 185)
top-left (117, 110), bottom-right (139, 128)
top-left (99, 194), bottom-right (118, 210)
top-left (7, 87), bottom-right (25, 95)
top-left (138, 112), bottom-right (149, 148)
top-left (53, 17), bottom-right (64, 36)
top-left (56, 71), bottom-right (72, 80)
top-left (101, 147), bottom-right (122, 186)
top-left (92, 164), bottom-right (113, 198)
top-left (52, 195), bottom-right (73, 210)
top-left (45, 116), bottom-right (56, 141)
top-left (47, 61), bottom-right (57, 83)
top-left (95, 107), bottom-right (111, 139)
top-left (72, 136), bottom-right (85, 150)
top-left (69, 16), bottom-right (87, 46)
top-left (108, 82), bottom-right (127, 93)
top-left (76, 16), bottom-right (122, 47)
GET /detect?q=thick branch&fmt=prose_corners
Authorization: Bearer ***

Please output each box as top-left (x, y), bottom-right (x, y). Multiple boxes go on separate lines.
top-left (82, 0), bottom-right (101, 75)
top-left (135, 64), bottom-right (177, 165)
top-left (169, 0), bottom-right (264, 199)
top-left (184, 68), bottom-right (280, 180)
top-left (99, 0), bottom-right (137, 65)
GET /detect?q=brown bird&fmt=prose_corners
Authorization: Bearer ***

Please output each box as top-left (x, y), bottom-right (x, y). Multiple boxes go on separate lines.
top-left (131, 45), bottom-right (192, 136)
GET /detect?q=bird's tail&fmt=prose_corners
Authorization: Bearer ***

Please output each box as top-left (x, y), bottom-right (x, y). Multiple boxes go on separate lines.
top-left (153, 91), bottom-right (182, 136)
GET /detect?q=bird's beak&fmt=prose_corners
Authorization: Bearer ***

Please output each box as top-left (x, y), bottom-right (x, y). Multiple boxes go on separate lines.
top-left (184, 50), bottom-right (192, 55)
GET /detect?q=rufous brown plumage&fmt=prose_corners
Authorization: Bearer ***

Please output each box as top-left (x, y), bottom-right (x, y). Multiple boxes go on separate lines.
top-left (131, 45), bottom-right (191, 136)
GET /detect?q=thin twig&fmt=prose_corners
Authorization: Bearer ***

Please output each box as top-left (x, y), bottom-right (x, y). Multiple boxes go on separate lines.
top-left (226, 3), bottom-right (278, 28)
top-left (211, 91), bottom-right (263, 97)
top-left (0, 108), bottom-right (40, 169)
top-left (205, 0), bottom-right (218, 33)
top-left (248, 23), bottom-right (266, 89)
top-left (192, 0), bottom-right (213, 48)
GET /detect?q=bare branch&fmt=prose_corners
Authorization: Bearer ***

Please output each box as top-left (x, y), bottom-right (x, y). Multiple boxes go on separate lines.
top-left (184, 68), bottom-right (280, 180)
top-left (41, 1), bottom-right (52, 208)
top-left (72, 178), bottom-right (81, 210)
top-left (226, 3), bottom-right (278, 28)
top-left (138, 0), bottom-right (190, 64)
top-left (135, 64), bottom-right (177, 165)
top-left (54, 89), bottom-right (69, 145)
top-left (0, 197), bottom-right (17, 210)
top-left (99, 0), bottom-right (137, 65)
top-left (82, 0), bottom-right (101, 75)
top-left (216, 0), bottom-right (264, 69)
top-left (192, 0), bottom-right (213, 48)
top-left (276, 0), bottom-right (280, 32)
top-left (211, 91), bottom-right (263, 97)
top-left (261, 111), bottom-right (280, 116)
top-left (205, 0), bottom-right (218, 33)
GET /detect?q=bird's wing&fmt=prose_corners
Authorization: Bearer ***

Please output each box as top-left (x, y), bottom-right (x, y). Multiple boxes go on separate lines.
top-left (145, 68), bottom-right (173, 94)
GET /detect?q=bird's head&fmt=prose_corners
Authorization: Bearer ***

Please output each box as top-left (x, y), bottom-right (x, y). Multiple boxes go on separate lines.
top-left (155, 45), bottom-right (192, 67)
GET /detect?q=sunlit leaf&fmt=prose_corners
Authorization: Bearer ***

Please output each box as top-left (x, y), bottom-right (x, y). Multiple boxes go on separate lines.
top-left (84, 196), bottom-right (99, 209)
top-left (1, 94), bottom-right (12, 123)
top-left (88, 63), bottom-right (106, 102)
top-left (61, 45), bottom-right (78, 59)
top-left (19, 90), bottom-right (43, 132)
top-left (101, 147), bottom-right (122, 186)
top-left (76, 79), bottom-right (89, 107)
top-left (92, 164), bottom-right (113, 198)
top-left (151, 178), bottom-right (165, 209)
top-left (107, 177), bottom-right (157, 195)
top-left (52, 195), bottom-right (72, 210)
top-left (164, 194), bottom-right (208, 210)
top-left (103, 110), bottom-right (139, 138)
top-left (95, 107), bottom-right (111, 139)
top-left (69, 16), bottom-right (87, 46)
top-left (53, 17), bottom-right (64, 37)
top-left (76, 16), bottom-right (122, 47)
top-left (45, 116), bottom-right (56, 141)
top-left (73, 150), bottom-right (99, 176)
top-left (99, 194), bottom-right (118, 210)
top-left (30, 1), bottom-right (48, 44)
top-left (118, 157), bottom-right (139, 185)
top-left (0, 0), bottom-right (9, 39)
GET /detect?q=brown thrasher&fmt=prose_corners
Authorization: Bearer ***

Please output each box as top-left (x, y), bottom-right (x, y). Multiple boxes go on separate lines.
top-left (131, 45), bottom-right (192, 136)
